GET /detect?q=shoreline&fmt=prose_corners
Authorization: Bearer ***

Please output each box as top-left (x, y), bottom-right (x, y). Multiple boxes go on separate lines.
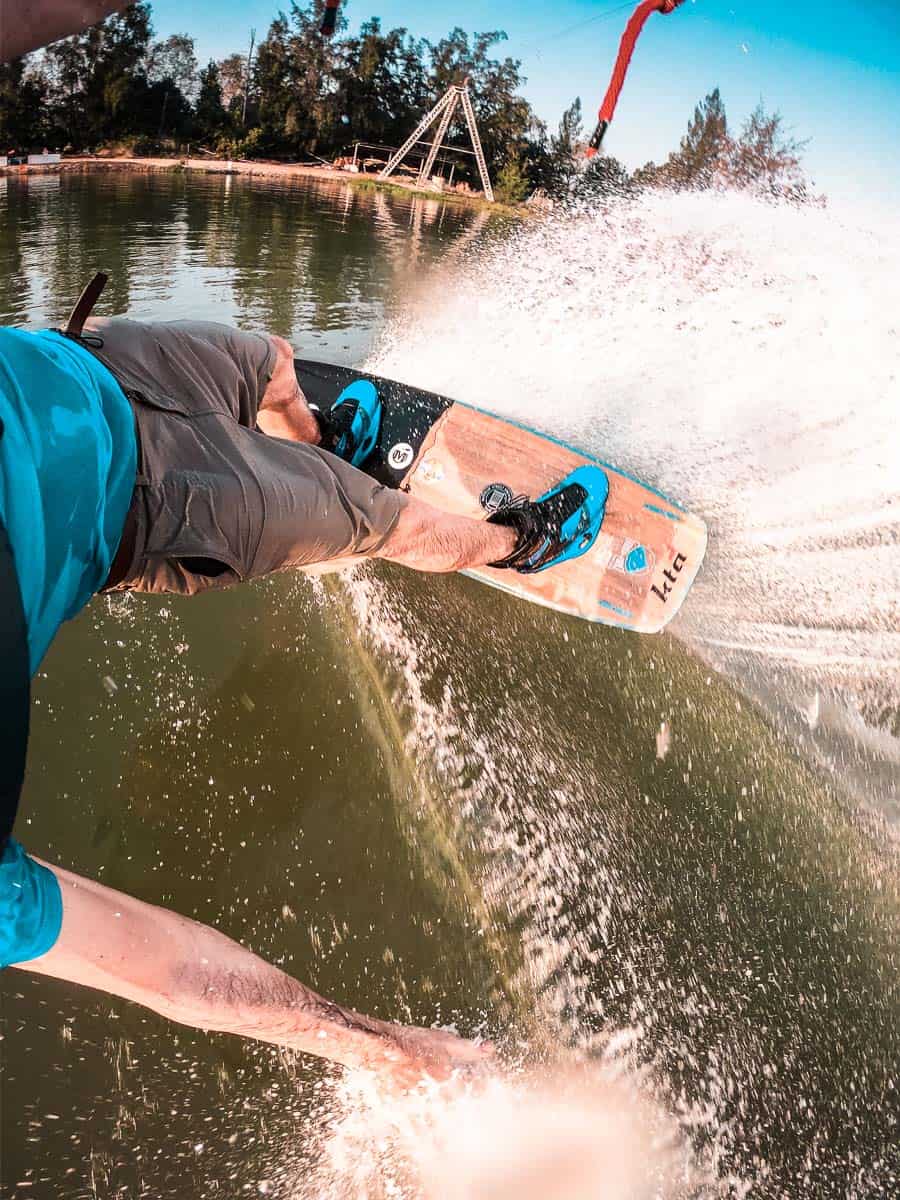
top-left (0, 154), bottom-right (521, 214)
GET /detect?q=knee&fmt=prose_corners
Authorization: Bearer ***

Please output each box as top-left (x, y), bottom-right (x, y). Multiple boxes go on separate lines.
top-left (265, 336), bottom-right (297, 393)
top-left (268, 334), bottom-right (294, 366)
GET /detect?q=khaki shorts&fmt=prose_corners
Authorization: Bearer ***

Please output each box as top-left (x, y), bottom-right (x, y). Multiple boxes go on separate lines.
top-left (85, 318), bottom-right (405, 595)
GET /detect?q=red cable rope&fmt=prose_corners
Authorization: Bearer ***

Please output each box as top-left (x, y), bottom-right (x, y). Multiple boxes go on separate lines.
top-left (587, 0), bottom-right (684, 157)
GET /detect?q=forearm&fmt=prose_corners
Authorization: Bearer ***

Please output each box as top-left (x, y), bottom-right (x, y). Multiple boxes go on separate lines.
top-left (16, 861), bottom-right (396, 1073)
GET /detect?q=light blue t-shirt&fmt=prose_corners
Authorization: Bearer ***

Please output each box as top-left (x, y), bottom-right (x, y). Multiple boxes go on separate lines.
top-left (0, 327), bottom-right (137, 967)
top-left (0, 328), bottom-right (137, 672)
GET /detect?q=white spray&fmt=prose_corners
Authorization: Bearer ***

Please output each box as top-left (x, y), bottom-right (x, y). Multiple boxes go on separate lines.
top-left (291, 190), bottom-right (900, 1199)
top-left (369, 190), bottom-right (900, 822)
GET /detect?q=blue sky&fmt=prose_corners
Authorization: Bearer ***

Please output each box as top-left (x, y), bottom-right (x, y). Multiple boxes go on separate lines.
top-left (147, 0), bottom-right (900, 200)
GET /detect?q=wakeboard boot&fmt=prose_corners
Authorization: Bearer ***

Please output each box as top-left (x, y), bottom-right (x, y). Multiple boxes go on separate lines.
top-left (487, 465), bottom-right (609, 574)
top-left (313, 379), bottom-right (382, 468)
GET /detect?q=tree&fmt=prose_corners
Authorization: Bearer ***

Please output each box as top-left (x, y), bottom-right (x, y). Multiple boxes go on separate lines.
top-left (331, 18), bottom-right (428, 150)
top-left (253, 16), bottom-right (292, 150)
top-left (147, 33), bottom-right (198, 102)
top-left (494, 153), bottom-right (530, 204)
top-left (148, 78), bottom-right (193, 140)
top-left (577, 154), bottom-right (633, 201)
top-left (728, 102), bottom-right (807, 194)
top-left (635, 89), bottom-right (811, 200)
top-left (0, 57), bottom-right (49, 150)
top-left (549, 97), bottom-right (584, 197)
top-left (250, 5), bottom-right (350, 156)
top-left (194, 60), bottom-right (228, 143)
top-left (665, 87), bottom-right (730, 189)
top-left (42, 28), bottom-right (89, 146)
top-left (423, 28), bottom-right (538, 184)
top-left (519, 116), bottom-right (554, 194)
top-left (217, 53), bottom-right (248, 113)
top-left (83, 2), bottom-right (155, 136)
top-left (44, 2), bottom-right (155, 148)
top-left (630, 159), bottom-right (661, 189)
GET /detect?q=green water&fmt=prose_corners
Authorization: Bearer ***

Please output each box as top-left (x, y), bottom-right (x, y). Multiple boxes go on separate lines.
top-left (0, 172), bottom-right (897, 1199)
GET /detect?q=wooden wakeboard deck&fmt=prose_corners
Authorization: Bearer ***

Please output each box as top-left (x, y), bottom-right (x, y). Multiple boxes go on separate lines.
top-left (296, 360), bottom-right (707, 632)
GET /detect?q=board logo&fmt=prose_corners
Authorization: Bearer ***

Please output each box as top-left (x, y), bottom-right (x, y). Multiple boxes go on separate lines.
top-left (479, 482), bottom-right (514, 513)
top-left (651, 552), bottom-right (688, 603)
top-left (387, 442), bottom-right (415, 471)
top-left (609, 539), bottom-right (654, 577)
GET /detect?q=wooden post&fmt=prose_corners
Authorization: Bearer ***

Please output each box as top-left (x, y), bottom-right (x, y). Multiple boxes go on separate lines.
top-left (241, 29), bottom-right (256, 127)
top-left (418, 86), bottom-right (459, 184)
top-left (381, 80), bottom-right (493, 201)
top-left (380, 89), bottom-right (454, 180)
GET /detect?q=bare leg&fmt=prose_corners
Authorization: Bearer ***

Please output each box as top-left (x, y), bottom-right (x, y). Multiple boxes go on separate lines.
top-left (257, 335), bottom-right (321, 444)
top-left (375, 497), bottom-right (517, 573)
top-left (253, 342), bottom-right (518, 572)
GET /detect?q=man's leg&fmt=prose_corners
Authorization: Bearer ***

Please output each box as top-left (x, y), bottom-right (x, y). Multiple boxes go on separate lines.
top-left (255, 335), bottom-right (321, 444)
top-left (238, 341), bottom-right (518, 574)
top-left (374, 497), bottom-right (517, 573)
top-left (89, 320), bottom-right (520, 590)
top-left (248, 345), bottom-right (521, 573)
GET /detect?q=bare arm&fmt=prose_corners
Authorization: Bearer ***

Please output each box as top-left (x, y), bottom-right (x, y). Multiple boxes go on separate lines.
top-left (17, 860), bottom-right (490, 1085)
top-left (1, 1), bottom-right (125, 62)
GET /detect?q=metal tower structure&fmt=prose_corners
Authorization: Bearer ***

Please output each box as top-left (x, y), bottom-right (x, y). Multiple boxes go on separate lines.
top-left (379, 80), bottom-right (494, 203)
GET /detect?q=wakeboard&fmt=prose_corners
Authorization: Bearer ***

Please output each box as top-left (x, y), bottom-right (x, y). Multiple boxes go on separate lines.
top-left (295, 360), bottom-right (707, 633)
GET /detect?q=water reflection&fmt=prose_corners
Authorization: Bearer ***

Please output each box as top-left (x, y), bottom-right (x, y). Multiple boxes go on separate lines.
top-left (0, 171), bottom-right (488, 356)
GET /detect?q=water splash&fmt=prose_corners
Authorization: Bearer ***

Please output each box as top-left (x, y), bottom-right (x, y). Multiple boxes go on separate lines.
top-left (369, 189), bottom-right (900, 823)
top-left (320, 189), bottom-right (900, 1197)
top-left (304, 1056), bottom-right (733, 1200)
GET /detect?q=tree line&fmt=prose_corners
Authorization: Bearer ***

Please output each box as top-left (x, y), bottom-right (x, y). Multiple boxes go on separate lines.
top-left (0, 0), bottom-right (812, 203)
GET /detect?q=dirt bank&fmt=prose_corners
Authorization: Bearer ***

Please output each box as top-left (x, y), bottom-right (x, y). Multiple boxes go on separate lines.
top-left (0, 154), bottom-right (516, 212)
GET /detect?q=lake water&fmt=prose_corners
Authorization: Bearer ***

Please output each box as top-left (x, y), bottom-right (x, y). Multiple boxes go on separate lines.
top-left (1, 170), bottom-right (897, 1199)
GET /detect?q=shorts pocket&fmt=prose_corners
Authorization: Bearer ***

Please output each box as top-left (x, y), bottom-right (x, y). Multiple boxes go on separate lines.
top-left (126, 387), bottom-right (194, 419)
top-left (141, 471), bottom-right (247, 581)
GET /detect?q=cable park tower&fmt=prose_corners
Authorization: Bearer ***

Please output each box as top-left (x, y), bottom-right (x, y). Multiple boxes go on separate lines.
top-left (379, 78), bottom-right (494, 203)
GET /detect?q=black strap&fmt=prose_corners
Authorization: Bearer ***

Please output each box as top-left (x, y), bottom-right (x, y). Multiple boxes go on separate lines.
top-left (64, 271), bottom-right (108, 338)
top-left (0, 502), bottom-right (30, 846)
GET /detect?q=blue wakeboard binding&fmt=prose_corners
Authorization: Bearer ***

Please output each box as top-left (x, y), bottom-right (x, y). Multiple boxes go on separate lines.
top-left (487, 465), bottom-right (608, 574)
top-left (316, 379), bottom-right (382, 468)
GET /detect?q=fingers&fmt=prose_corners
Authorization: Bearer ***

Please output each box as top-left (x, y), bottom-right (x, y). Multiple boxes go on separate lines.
top-left (380, 1024), bottom-right (498, 1090)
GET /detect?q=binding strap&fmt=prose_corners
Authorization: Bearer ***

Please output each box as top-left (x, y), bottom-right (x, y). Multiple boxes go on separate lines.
top-left (64, 271), bottom-right (108, 339)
